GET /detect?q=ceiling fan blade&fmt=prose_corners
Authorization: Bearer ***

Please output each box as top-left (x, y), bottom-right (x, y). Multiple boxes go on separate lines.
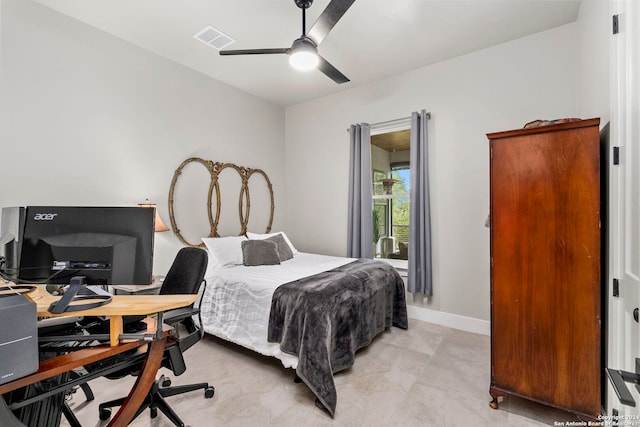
top-left (307, 0), bottom-right (356, 45)
top-left (317, 55), bottom-right (350, 84)
top-left (220, 48), bottom-right (290, 56)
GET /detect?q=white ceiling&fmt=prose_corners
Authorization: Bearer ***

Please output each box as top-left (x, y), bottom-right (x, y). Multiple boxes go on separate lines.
top-left (33, 0), bottom-right (581, 107)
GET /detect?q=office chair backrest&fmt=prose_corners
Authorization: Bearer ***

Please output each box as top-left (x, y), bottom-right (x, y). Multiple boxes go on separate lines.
top-left (159, 247), bottom-right (208, 296)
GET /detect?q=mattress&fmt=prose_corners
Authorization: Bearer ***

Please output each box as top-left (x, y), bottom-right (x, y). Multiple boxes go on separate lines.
top-left (198, 252), bottom-right (353, 369)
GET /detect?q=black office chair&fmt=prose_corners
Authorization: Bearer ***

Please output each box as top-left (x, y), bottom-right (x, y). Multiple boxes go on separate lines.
top-left (97, 247), bottom-right (214, 427)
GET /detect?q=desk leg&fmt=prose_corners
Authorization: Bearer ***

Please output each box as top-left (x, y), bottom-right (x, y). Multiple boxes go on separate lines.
top-left (106, 337), bottom-right (166, 427)
top-left (110, 316), bottom-right (124, 346)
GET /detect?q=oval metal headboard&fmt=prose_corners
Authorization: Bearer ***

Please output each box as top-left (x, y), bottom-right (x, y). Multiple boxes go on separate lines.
top-left (168, 157), bottom-right (275, 247)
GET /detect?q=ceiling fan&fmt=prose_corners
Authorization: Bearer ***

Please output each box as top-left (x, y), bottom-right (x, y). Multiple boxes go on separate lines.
top-left (219, 0), bottom-right (355, 84)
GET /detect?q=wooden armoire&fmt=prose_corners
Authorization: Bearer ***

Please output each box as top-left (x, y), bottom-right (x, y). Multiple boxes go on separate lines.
top-left (487, 118), bottom-right (602, 418)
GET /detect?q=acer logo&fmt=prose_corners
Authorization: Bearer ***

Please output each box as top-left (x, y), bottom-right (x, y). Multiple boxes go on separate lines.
top-left (34, 213), bottom-right (58, 221)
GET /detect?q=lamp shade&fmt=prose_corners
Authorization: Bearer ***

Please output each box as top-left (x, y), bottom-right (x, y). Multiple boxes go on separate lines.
top-left (137, 202), bottom-right (170, 232)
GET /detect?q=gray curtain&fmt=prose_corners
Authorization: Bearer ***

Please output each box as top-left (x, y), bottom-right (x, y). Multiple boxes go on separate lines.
top-left (347, 123), bottom-right (373, 258)
top-left (408, 110), bottom-right (432, 295)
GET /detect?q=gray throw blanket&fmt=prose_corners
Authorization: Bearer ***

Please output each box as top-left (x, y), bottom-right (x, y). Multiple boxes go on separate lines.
top-left (267, 259), bottom-right (408, 417)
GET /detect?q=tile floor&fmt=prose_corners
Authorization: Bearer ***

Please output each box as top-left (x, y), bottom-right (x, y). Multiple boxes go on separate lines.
top-left (61, 320), bottom-right (583, 426)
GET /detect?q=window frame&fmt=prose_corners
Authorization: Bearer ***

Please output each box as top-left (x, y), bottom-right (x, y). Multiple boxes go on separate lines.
top-left (370, 122), bottom-right (411, 266)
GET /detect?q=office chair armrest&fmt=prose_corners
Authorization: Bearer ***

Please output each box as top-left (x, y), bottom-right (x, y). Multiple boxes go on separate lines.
top-left (163, 307), bottom-right (200, 325)
top-left (163, 340), bottom-right (187, 376)
top-left (163, 279), bottom-right (209, 351)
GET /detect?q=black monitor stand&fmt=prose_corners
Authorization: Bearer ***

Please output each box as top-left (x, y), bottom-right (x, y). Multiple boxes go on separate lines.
top-left (47, 276), bottom-right (112, 314)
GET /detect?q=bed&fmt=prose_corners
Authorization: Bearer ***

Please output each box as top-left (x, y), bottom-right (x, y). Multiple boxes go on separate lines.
top-left (167, 158), bottom-right (408, 416)
top-left (198, 233), bottom-right (408, 417)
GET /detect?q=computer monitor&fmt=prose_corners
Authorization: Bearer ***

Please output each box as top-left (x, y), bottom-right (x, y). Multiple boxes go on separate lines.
top-left (0, 206), bottom-right (155, 285)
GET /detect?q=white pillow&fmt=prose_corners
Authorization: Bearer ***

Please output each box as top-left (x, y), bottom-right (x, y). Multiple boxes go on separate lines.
top-left (204, 250), bottom-right (218, 279)
top-left (246, 231), bottom-right (298, 255)
top-left (202, 236), bottom-right (247, 273)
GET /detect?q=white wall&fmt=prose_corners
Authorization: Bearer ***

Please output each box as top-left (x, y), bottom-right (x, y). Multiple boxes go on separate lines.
top-left (1, 0), bottom-right (610, 329)
top-left (576, 0), bottom-right (611, 123)
top-left (285, 24), bottom-right (579, 323)
top-left (0, 0), bottom-right (285, 274)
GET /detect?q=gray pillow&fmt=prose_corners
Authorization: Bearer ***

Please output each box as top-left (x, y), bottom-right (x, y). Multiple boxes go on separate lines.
top-left (267, 233), bottom-right (293, 262)
top-left (242, 239), bottom-right (281, 266)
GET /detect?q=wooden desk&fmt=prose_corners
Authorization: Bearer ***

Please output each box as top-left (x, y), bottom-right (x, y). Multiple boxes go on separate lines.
top-left (1, 286), bottom-right (198, 427)
top-left (26, 285), bottom-right (196, 346)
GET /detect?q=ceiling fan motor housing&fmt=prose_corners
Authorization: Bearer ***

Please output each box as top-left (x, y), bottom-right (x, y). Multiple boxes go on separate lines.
top-left (294, 0), bottom-right (313, 9)
top-left (291, 37), bottom-right (317, 52)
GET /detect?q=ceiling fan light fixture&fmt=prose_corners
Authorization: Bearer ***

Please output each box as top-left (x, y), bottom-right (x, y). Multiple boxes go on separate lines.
top-left (289, 38), bottom-right (319, 71)
top-left (289, 51), bottom-right (319, 71)
top-left (219, 0), bottom-right (353, 83)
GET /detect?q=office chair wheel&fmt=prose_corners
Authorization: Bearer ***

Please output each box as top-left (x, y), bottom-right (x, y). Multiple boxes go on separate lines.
top-left (99, 407), bottom-right (112, 421)
top-left (205, 386), bottom-right (215, 399)
top-left (161, 377), bottom-right (172, 387)
top-left (150, 407), bottom-right (158, 418)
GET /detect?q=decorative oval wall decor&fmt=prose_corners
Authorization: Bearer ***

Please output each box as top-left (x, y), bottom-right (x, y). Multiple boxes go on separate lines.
top-left (169, 157), bottom-right (274, 247)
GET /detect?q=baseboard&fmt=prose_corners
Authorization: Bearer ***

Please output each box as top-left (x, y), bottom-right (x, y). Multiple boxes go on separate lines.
top-left (406, 305), bottom-right (490, 336)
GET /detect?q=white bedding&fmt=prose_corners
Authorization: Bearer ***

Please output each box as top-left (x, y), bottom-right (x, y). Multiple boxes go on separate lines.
top-left (199, 252), bottom-right (354, 369)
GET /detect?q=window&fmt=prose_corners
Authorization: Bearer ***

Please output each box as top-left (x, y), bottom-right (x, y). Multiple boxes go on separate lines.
top-left (371, 130), bottom-right (410, 260)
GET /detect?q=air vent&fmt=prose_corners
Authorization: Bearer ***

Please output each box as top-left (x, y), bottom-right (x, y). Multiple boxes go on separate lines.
top-left (193, 26), bottom-right (235, 51)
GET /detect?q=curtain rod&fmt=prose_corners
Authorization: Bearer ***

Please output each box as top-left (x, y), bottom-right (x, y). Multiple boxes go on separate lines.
top-left (346, 111), bottom-right (431, 133)
top-left (371, 112), bottom-right (431, 129)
